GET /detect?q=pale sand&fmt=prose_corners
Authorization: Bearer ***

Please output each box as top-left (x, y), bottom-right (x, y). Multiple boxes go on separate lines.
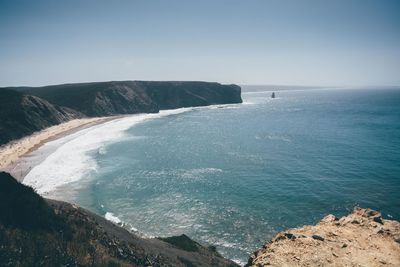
top-left (0, 117), bottom-right (119, 176)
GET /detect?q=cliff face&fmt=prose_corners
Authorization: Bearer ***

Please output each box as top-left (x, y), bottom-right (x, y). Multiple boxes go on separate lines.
top-left (247, 208), bottom-right (400, 267)
top-left (0, 172), bottom-right (238, 267)
top-left (12, 81), bottom-right (242, 116)
top-left (0, 81), bottom-right (242, 145)
top-left (139, 81), bottom-right (242, 110)
top-left (14, 81), bottom-right (158, 117)
top-left (0, 89), bottom-right (81, 145)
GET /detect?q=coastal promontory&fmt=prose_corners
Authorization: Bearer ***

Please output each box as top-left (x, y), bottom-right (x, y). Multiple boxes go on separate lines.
top-left (247, 207), bottom-right (400, 267)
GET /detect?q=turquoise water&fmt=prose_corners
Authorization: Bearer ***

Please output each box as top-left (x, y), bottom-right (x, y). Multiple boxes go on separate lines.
top-left (29, 88), bottom-right (400, 264)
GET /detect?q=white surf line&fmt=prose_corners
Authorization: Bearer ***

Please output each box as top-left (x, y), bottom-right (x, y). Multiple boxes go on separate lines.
top-left (22, 106), bottom-right (211, 196)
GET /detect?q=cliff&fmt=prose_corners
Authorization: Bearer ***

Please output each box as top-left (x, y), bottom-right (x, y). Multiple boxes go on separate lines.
top-left (139, 81), bottom-right (242, 110)
top-left (10, 81), bottom-right (242, 116)
top-left (247, 208), bottom-right (400, 267)
top-left (0, 89), bottom-right (82, 145)
top-left (0, 172), bottom-right (238, 267)
top-left (0, 81), bottom-right (241, 145)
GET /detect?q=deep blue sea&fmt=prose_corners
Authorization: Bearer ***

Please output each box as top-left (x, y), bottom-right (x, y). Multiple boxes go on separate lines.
top-left (24, 87), bottom-right (400, 264)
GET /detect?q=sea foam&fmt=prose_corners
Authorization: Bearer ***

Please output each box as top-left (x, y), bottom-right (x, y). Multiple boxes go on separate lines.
top-left (23, 108), bottom-right (194, 196)
top-left (105, 212), bottom-right (122, 225)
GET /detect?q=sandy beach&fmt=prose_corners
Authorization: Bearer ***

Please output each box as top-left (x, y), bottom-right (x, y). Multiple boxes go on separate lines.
top-left (0, 116), bottom-right (119, 181)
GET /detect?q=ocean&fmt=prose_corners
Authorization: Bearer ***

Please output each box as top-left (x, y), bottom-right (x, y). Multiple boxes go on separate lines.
top-left (23, 87), bottom-right (400, 264)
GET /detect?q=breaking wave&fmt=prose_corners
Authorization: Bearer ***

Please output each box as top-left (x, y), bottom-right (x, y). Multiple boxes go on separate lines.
top-left (23, 108), bottom-right (196, 196)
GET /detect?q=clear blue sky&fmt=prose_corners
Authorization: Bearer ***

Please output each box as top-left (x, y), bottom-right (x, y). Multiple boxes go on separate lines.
top-left (1, 0), bottom-right (399, 87)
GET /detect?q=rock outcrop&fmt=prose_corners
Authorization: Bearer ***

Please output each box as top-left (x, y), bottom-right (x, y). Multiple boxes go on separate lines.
top-left (247, 208), bottom-right (400, 267)
top-left (10, 81), bottom-right (242, 116)
top-left (0, 172), bottom-right (238, 267)
top-left (0, 89), bottom-right (82, 145)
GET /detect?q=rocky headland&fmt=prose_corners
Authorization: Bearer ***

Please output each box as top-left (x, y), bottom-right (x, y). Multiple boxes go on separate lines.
top-left (6, 81), bottom-right (242, 117)
top-left (0, 81), bottom-right (242, 145)
top-left (247, 207), bottom-right (400, 267)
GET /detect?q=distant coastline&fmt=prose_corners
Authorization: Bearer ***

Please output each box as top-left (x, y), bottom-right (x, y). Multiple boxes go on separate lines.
top-left (0, 80), bottom-right (242, 182)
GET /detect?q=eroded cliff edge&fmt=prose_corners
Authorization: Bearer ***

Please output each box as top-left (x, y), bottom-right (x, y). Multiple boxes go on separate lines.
top-left (247, 208), bottom-right (400, 267)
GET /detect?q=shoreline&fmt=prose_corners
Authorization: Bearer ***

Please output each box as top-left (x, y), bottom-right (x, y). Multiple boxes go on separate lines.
top-left (20, 107), bottom-right (201, 196)
top-left (0, 116), bottom-right (120, 182)
top-left (3, 104), bottom-right (237, 185)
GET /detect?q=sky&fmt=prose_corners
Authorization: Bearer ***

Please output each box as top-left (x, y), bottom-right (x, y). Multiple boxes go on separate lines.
top-left (0, 0), bottom-right (399, 87)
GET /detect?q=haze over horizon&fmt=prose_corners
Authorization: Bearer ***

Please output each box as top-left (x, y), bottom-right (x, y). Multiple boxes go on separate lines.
top-left (1, 0), bottom-right (399, 87)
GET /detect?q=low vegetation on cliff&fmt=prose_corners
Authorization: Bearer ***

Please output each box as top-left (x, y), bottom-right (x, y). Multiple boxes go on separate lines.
top-left (0, 81), bottom-right (242, 145)
top-left (0, 89), bottom-right (81, 145)
top-left (0, 172), bottom-right (238, 267)
top-left (7, 81), bottom-right (242, 116)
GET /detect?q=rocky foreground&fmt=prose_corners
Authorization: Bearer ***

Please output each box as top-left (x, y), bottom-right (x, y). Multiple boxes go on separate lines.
top-left (247, 208), bottom-right (400, 267)
top-left (0, 172), bottom-right (238, 267)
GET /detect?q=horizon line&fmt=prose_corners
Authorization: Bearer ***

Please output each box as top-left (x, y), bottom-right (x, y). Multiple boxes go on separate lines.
top-left (1, 79), bottom-right (399, 89)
